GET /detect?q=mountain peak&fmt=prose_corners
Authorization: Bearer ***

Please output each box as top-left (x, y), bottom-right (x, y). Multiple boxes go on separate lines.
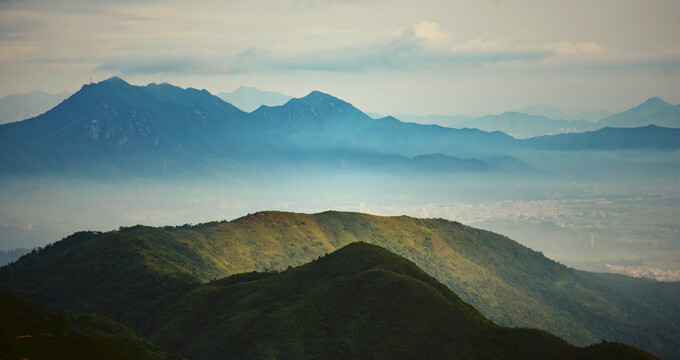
top-left (233, 85), bottom-right (257, 92)
top-left (217, 86), bottom-right (293, 112)
top-left (99, 76), bottom-right (129, 85)
top-left (597, 96), bottom-right (678, 128)
top-left (640, 96), bottom-right (671, 107)
top-left (301, 90), bottom-right (336, 101)
top-left (77, 76), bottom-right (132, 93)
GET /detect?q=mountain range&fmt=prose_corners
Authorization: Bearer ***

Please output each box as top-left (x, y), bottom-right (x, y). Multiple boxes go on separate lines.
top-left (217, 85), bottom-right (293, 112)
top-left (513, 104), bottom-right (611, 122)
top-left (396, 97), bottom-right (678, 138)
top-left (598, 97), bottom-right (680, 129)
top-left (524, 124), bottom-right (680, 150)
top-left (0, 211), bottom-right (676, 359)
top-left (0, 90), bottom-right (71, 125)
top-left (398, 112), bottom-right (599, 138)
top-left (1, 77), bottom-right (678, 178)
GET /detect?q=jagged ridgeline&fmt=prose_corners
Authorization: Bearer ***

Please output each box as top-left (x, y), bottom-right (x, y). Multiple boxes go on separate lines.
top-left (2, 77), bottom-right (678, 178)
top-left (0, 211), bottom-right (676, 359)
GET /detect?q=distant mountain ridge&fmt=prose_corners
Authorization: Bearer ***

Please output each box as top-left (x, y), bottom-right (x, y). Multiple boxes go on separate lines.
top-left (397, 97), bottom-right (678, 137)
top-left (1, 77), bottom-right (678, 178)
top-left (0, 90), bottom-right (71, 124)
top-left (513, 104), bottom-right (611, 122)
top-left (217, 85), bottom-right (292, 112)
top-left (598, 97), bottom-right (680, 129)
top-left (0, 77), bottom-right (250, 175)
top-left (395, 113), bottom-right (597, 138)
top-left (458, 112), bottom-right (597, 138)
top-left (523, 125), bottom-right (680, 150)
top-left (0, 78), bottom-right (518, 176)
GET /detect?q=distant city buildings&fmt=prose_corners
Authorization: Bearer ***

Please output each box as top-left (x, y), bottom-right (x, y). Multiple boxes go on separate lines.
top-left (558, 128), bottom-right (581, 134)
top-left (606, 264), bottom-right (680, 282)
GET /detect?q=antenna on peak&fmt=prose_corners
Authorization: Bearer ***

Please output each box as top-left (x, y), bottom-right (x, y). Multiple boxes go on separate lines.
top-left (90, 76), bottom-right (93, 84)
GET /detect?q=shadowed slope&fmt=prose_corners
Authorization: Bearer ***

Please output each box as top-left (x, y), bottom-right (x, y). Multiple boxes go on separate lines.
top-left (0, 291), bottom-right (180, 360)
top-left (143, 243), bottom-right (659, 360)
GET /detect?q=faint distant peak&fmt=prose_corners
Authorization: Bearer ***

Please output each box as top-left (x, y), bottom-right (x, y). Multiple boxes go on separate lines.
top-left (380, 115), bottom-right (399, 122)
top-left (639, 96), bottom-right (671, 108)
top-left (217, 86), bottom-right (292, 112)
top-left (514, 104), bottom-right (566, 119)
top-left (233, 85), bottom-right (259, 93)
top-left (512, 104), bottom-right (610, 122)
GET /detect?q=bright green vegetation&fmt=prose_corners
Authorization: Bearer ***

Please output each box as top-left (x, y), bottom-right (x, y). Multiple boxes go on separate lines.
top-left (0, 291), bottom-right (181, 360)
top-left (0, 243), bottom-right (655, 360)
top-left (147, 242), bottom-right (654, 360)
top-left (1, 211), bottom-right (677, 358)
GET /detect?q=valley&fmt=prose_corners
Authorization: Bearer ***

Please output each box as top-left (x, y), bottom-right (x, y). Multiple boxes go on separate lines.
top-left (2, 1), bottom-right (679, 359)
top-left (0, 78), bottom-right (678, 359)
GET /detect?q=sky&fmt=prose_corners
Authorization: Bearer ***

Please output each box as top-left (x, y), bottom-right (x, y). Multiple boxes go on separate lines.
top-left (1, 0), bottom-right (679, 116)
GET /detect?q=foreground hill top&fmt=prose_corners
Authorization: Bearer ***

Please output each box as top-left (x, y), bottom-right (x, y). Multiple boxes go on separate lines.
top-left (0, 241), bottom-right (657, 360)
top-left (1, 211), bottom-right (677, 358)
top-left (147, 242), bottom-right (656, 360)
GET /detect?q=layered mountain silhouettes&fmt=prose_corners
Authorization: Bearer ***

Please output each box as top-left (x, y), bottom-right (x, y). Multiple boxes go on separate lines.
top-left (1, 77), bottom-right (678, 177)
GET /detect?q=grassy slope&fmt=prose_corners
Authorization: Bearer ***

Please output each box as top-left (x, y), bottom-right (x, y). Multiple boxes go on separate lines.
top-left (0, 211), bottom-right (677, 358)
top-left (0, 231), bottom-right (202, 334)
top-left (149, 243), bottom-right (655, 360)
top-left (167, 211), bottom-right (679, 357)
top-left (0, 291), bottom-right (181, 360)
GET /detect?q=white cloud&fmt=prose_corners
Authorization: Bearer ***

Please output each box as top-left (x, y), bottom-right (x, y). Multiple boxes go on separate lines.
top-left (450, 37), bottom-right (536, 54)
top-left (412, 21), bottom-right (452, 47)
top-left (544, 41), bottom-right (605, 55)
top-left (1, 0), bottom-right (679, 113)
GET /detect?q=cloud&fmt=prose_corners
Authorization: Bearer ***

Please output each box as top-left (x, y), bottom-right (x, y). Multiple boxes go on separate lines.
top-left (228, 22), bottom-right (551, 73)
top-left (0, 12), bottom-right (48, 40)
top-left (412, 21), bottom-right (452, 47)
top-left (95, 57), bottom-right (202, 75)
top-left (544, 41), bottom-right (605, 55)
top-left (88, 21), bottom-right (620, 77)
top-left (92, 23), bottom-right (553, 77)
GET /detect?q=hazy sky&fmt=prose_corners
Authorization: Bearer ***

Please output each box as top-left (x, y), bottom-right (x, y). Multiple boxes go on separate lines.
top-left (1, 0), bottom-right (679, 116)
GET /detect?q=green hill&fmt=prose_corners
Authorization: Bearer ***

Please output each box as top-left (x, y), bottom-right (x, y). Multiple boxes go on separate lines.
top-left (0, 211), bottom-right (677, 358)
top-left (147, 242), bottom-right (655, 360)
top-left (0, 291), bottom-right (181, 360)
